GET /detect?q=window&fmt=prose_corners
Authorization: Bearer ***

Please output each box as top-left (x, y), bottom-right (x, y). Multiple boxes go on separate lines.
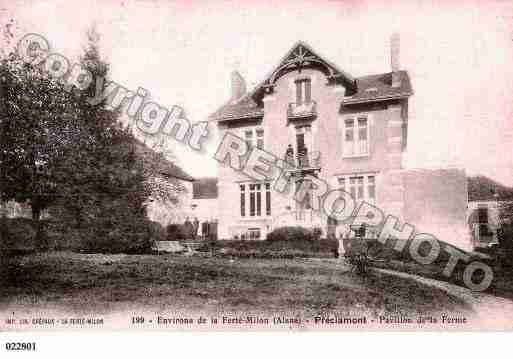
top-left (343, 117), bottom-right (369, 157)
top-left (338, 174), bottom-right (376, 204)
top-left (367, 176), bottom-right (376, 200)
top-left (295, 78), bottom-right (311, 105)
top-left (357, 118), bottom-right (368, 154)
top-left (243, 128), bottom-right (264, 150)
top-left (240, 185), bottom-right (246, 217)
top-left (240, 182), bottom-right (271, 217)
top-left (250, 184), bottom-right (256, 216)
top-left (256, 184), bottom-right (262, 216)
top-left (248, 228), bottom-right (261, 240)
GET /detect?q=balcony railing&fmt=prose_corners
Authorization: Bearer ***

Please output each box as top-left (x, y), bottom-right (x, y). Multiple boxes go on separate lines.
top-left (284, 150), bottom-right (321, 172)
top-left (287, 101), bottom-right (317, 119)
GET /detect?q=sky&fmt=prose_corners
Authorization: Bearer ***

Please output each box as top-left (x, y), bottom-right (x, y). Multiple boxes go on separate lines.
top-left (2, 0), bottom-right (513, 185)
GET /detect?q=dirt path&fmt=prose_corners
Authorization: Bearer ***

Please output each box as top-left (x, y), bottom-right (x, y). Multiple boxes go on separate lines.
top-left (375, 267), bottom-right (513, 329)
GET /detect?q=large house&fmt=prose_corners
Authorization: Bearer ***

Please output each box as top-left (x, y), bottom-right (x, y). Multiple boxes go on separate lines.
top-left (209, 36), bottom-right (470, 250)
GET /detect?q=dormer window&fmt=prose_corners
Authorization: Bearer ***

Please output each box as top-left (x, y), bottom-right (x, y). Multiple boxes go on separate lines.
top-left (295, 78), bottom-right (311, 105)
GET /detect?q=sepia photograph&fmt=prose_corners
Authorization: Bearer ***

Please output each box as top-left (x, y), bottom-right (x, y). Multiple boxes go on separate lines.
top-left (1, 0), bottom-right (513, 342)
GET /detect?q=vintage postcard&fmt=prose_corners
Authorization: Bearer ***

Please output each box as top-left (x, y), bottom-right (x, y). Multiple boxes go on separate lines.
top-left (1, 0), bottom-right (513, 339)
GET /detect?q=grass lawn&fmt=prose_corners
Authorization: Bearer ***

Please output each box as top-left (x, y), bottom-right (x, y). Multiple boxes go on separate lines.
top-left (0, 251), bottom-right (471, 318)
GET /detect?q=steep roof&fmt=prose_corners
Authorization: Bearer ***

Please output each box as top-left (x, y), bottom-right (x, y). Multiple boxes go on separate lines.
top-left (468, 175), bottom-right (513, 202)
top-left (192, 177), bottom-right (218, 199)
top-left (157, 160), bottom-right (195, 182)
top-left (133, 139), bottom-right (195, 182)
top-left (209, 41), bottom-right (413, 122)
top-left (208, 94), bottom-right (263, 122)
top-left (342, 71), bottom-right (413, 105)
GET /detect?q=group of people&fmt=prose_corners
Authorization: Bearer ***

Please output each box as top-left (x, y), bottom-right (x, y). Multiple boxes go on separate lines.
top-left (182, 217), bottom-right (200, 239)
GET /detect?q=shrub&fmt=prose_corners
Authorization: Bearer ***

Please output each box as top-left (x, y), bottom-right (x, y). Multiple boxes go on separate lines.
top-left (266, 226), bottom-right (314, 242)
top-left (77, 205), bottom-right (154, 254)
top-left (81, 234), bottom-right (152, 254)
top-left (499, 224), bottom-right (513, 250)
top-left (213, 238), bottom-right (339, 259)
top-left (196, 239), bottom-right (222, 252)
top-left (1, 218), bottom-right (36, 253)
top-left (166, 224), bottom-right (186, 241)
top-left (312, 227), bottom-right (323, 240)
top-left (148, 221), bottom-right (167, 242)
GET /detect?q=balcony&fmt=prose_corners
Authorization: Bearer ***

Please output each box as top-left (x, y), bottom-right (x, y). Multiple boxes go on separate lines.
top-left (283, 150), bottom-right (321, 175)
top-left (287, 101), bottom-right (317, 119)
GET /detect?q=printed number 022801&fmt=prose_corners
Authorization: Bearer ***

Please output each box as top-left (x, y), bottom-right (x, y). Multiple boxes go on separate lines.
top-left (5, 342), bottom-right (36, 351)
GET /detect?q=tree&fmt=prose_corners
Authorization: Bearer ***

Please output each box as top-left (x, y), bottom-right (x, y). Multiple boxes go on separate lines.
top-left (1, 23), bottom-right (184, 253)
top-left (50, 27), bottom-right (153, 253)
top-left (0, 20), bottom-right (13, 264)
top-left (0, 23), bottom-right (84, 247)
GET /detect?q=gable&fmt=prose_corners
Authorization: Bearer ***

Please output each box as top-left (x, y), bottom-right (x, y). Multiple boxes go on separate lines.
top-left (251, 41), bottom-right (357, 102)
top-left (209, 41), bottom-right (413, 122)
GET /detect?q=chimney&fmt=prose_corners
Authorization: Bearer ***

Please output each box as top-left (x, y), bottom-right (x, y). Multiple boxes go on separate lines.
top-left (230, 70), bottom-right (247, 102)
top-left (390, 33), bottom-right (401, 88)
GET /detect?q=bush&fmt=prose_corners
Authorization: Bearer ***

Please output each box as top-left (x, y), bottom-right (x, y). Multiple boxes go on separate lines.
top-left (499, 224), bottom-right (513, 250)
top-left (77, 205), bottom-right (154, 254)
top-left (166, 224), bottom-right (186, 241)
top-left (0, 218), bottom-right (84, 252)
top-left (1, 211), bottom-right (156, 255)
top-left (79, 228), bottom-right (152, 254)
top-left (266, 226), bottom-right (315, 242)
top-left (312, 227), bottom-right (323, 240)
top-left (148, 221), bottom-right (167, 242)
top-left (212, 238), bottom-right (339, 259)
top-left (367, 236), bottom-right (477, 267)
top-left (196, 239), bottom-right (222, 252)
top-left (0, 218), bottom-right (36, 253)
